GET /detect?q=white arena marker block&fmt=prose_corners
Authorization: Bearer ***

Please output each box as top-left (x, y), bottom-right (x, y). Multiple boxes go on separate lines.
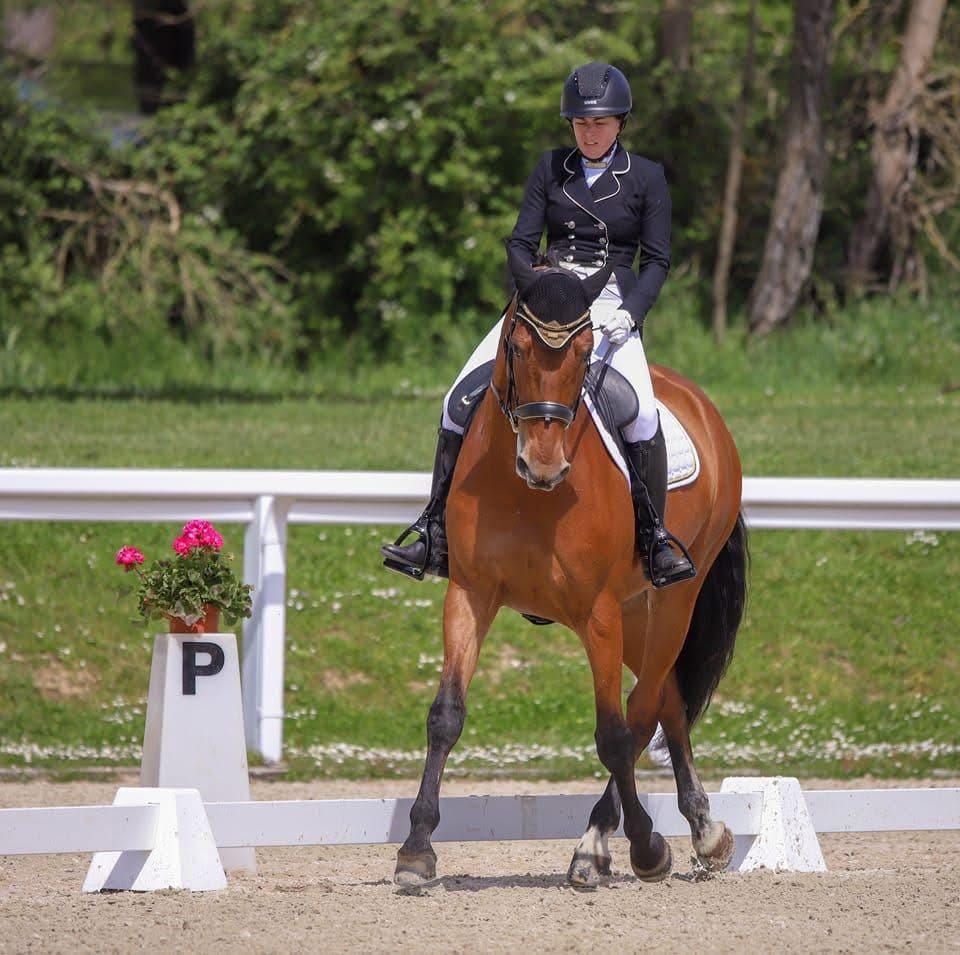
top-left (83, 788), bottom-right (226, 893)
top-left (140, 633), bottom-right (256, 874)
top-left (721, 777), bottom-right (827, 873)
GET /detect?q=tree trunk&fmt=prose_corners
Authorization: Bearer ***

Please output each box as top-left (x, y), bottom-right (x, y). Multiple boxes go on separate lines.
top-left (132, 1), bottom-right (195, 115)
top-left (846, 0), bottom-right (947, 294)
top-left (712, 0), bottom-right (757, 343)
top-left (748, 0), bottom-right (835, 336)
top-left (658, 0), bottom-right (694, 72)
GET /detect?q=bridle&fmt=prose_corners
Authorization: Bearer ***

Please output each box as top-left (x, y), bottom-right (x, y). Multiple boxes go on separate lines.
top-left (492, 296), bottom-right (593, 434)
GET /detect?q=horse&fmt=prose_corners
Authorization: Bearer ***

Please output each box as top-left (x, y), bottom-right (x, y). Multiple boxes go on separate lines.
top-left (394, 260), bottom-right (748, 888)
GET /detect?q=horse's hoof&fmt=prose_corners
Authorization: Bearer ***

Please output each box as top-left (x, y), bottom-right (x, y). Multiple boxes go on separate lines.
top-left (394, 847), bottom-right (437, 887)
top-left (695, 822), bottom-right (735, 872)
top-left (566, 851), bottom-right (611, 888)
top-left (631, 833), bottom-right (672, 883)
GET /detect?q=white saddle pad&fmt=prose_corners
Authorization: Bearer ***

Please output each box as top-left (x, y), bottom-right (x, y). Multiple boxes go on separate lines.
top-left (584, 397), bottom-right (700, 490)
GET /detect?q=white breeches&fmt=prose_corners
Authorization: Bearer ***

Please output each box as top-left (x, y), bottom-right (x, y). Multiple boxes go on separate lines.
top-left (441, 268), bottom-right (659, 444)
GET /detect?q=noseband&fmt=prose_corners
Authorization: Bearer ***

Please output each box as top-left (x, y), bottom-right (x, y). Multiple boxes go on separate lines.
top-left (493, 297), bottom-right (592, 433)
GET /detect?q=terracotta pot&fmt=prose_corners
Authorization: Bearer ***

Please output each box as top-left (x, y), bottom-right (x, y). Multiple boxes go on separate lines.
top-left (168, 603), bottom-right (221, 634)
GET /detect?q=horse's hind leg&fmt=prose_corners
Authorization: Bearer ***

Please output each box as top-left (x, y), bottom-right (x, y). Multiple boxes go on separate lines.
top-left (568, 683), bottom-right (678, 887)
top-left (567, 777), bottom-right (621, 887)
top-left (394, 582), bottom-right (497, 887)
top-left (658, 670), bottom-right (734, 871)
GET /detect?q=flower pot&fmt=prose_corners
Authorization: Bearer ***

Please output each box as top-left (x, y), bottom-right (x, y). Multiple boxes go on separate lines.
top-left (168, 604), bottom-right (221, 634)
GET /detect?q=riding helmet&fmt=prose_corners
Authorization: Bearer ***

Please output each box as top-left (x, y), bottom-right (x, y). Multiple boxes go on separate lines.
top-left (560, 62), bottom-right (632, 118)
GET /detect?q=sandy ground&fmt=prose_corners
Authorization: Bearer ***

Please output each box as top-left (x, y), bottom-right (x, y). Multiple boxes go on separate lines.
top-left (1, 774), bottom-right (958, 954)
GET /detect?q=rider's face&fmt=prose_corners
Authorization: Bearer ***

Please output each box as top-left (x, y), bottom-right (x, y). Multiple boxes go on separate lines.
top-left (571, 116), bottom-right (621, 160)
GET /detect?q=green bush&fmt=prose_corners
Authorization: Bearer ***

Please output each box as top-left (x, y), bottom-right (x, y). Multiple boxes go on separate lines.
top-left (2, 0), bottom-right (958, 375)
top-left (134, 0), bottom-right (635, 361)
top-left (0, 74), bottom-right (298, 363)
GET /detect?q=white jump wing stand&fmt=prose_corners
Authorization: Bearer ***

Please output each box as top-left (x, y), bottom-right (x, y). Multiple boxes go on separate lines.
top-left (722, 776), bottom-right (827, 872)
top-left (82, 787), bottom-right (226, 892)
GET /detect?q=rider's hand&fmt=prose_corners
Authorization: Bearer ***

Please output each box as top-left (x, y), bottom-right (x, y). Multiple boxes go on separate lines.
top-left (598, 309), bottom-right (634, 346)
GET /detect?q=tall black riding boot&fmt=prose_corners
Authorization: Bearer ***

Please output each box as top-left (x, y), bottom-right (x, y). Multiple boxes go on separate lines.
top-left (381, 428), bottom-right (463, 581)
top-left (624, 421), bottom-right (697, 588)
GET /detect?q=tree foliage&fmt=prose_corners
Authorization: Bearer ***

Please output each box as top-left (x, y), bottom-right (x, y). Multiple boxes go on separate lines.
top-left (1, 0), bottom-right (958, 368)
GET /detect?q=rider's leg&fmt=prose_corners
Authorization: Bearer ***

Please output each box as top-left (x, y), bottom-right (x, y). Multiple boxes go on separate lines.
top-left (599, 330), bottom-right (696, 588)
top-left (624, 420), bottom-right (696, 587)
top-left (381, 427), bottom-right (463, 580)
top-left (380, 316), bottom-right (504, 581)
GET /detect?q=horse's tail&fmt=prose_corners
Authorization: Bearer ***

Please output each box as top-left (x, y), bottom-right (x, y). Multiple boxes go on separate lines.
top-left (675, 512), bottom-right (749, 727)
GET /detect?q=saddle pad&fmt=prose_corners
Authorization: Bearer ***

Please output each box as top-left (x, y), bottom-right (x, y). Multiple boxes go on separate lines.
top-left (582, 363), bottom-right (699, 490)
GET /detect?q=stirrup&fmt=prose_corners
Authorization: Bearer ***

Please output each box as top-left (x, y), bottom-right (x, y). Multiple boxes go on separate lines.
top-left (646, 527), bottom-right (697, 589)
top-left (381, 519), bottom-right (449, 581)
top-left (381, 522), bottom-right (430, 581)
top-left (382, 555), bottom-right (427, 581)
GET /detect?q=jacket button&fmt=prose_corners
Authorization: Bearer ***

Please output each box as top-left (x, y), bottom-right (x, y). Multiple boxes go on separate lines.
top-left (600, 238), bottom-right (607, 246)
top-left (594, 259), bottom-right (604, 266)
top-left (566, 221), bottom-right (575, 229)
top-left (569, 244), bottom-right (576, 250)
top-left (565, 255), bottom-right (574, 262)
top-left (567, 233), bottom-right (575, 239)
top-left (598, 222), bottom-right (606, 230)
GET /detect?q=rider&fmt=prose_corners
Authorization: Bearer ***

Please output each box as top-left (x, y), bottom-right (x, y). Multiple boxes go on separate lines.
top-left (382, 62), bottom-right (695, 589)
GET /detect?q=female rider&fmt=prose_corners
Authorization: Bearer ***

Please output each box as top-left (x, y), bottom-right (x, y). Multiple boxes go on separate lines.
top-left (382, 62), bottom-right (694, 589)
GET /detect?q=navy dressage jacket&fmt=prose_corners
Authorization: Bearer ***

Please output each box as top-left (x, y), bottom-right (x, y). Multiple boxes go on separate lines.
top-left (506, 144), bottom-right (671, 328)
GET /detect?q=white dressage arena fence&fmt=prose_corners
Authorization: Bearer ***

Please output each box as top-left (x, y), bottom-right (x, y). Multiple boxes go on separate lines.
top-left (1, 781), bottom-right (958, 891)
top-left (0, 485), bottom-right (957, 894)
top-left (1, 469), bottom-right (959, 763)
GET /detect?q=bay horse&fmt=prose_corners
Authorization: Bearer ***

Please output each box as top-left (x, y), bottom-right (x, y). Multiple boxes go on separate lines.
top-left (395, 261), bottom-right (748, 887)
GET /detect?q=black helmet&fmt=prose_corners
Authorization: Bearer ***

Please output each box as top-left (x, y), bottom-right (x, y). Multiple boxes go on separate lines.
top-left (560, 62), bottom-right (632, 118)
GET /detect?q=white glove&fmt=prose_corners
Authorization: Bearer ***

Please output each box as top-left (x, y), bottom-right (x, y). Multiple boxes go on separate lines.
top-left (598, 308), bottom-right (633, 346)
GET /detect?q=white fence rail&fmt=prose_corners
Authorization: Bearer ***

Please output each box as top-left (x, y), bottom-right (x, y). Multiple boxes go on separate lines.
top-left (3, 788), bottom-right (957, 855)
top-left (2, 786), bottom-right (957, 879)
top-left (2, 469), bottom-right (959, 763)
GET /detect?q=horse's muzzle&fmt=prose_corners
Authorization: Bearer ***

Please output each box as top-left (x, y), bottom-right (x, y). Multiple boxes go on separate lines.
top-left (516, 454), bottom-right (570, 491)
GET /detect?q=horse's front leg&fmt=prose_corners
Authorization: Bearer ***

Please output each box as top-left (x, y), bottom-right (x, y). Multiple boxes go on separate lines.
top-left (394, 581), bottom-right (497, 887)
top-left (582, 597), bottom-right (672, 884)
top-left (658, 669), bottom-right (734, 871)
top-left (567, 776), bottom-right (621, 887)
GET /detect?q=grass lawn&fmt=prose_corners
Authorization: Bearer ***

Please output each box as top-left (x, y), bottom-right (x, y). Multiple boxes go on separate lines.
top-left (0, 379), bottom-right (957, 779)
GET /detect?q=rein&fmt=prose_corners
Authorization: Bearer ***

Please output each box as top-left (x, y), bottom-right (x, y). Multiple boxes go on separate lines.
top-left (492, 297), bottom-right (593, 433)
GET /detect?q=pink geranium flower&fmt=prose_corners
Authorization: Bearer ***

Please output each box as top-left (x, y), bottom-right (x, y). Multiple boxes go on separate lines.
top-left (117, 520), bottom-right (252, 627)
top-left (115, 546), bottom-right (145, 570)
top-left (180, 519), bottom-right (224, 550)
top-left (173, 535), bottom-right (198, 556)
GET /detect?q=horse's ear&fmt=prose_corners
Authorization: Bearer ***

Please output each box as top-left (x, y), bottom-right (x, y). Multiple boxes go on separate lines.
top-left (580, 261), bottom-right (615, 303)
top-left (506, 245), bottom-right (540, 294)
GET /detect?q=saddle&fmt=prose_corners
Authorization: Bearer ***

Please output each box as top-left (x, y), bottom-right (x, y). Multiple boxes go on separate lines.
top-left (448, 360), bottom-right (699, 489)
top-left (446, 358), bottom-right (634, 432)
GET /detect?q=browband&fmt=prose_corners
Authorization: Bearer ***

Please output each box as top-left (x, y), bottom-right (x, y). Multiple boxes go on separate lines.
top-left (516, 301), bottom-right (592, 349)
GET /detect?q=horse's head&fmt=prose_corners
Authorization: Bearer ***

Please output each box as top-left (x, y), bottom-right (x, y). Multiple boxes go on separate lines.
top-left (496, 250), bottom-right (613, 491)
